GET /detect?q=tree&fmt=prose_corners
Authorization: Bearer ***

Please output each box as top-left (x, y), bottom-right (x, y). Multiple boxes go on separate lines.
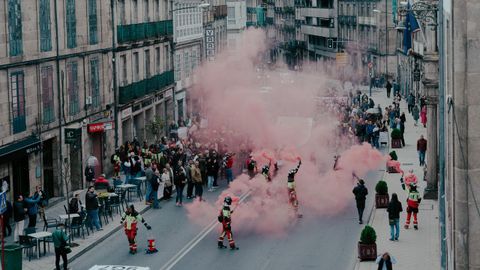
top-left (145, 116), bottom-right (165, 143)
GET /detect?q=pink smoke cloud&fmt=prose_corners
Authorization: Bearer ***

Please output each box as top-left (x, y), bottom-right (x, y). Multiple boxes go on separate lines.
top-left (185, 29), bottom-right (386, 236)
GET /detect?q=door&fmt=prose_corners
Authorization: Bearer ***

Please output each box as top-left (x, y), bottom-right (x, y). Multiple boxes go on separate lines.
top-left (42, 139), bottom-right (55, 197)
top-left (91, 134), bottom-right (103, 178)
top-left (69, 146), bottom-right (82, 191)
top-left (12, 155), bottom-right (29, 198)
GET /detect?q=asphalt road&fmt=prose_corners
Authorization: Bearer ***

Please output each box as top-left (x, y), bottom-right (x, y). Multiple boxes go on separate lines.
top-left (70, 168), bottom-right (383, 270)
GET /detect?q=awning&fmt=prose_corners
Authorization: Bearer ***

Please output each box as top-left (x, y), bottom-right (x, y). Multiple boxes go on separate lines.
top-left (0, 135), bottom-right (41, 158)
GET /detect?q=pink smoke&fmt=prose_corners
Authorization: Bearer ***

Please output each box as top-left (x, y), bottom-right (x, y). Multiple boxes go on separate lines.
top-left (185, 29), bottom-right (386, 236)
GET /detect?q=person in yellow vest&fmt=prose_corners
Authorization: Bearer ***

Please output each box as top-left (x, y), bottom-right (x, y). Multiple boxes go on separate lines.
top-left (404, 183), bottom-right (421, 230)
top-left (121, 205), bottom-right (152, 254)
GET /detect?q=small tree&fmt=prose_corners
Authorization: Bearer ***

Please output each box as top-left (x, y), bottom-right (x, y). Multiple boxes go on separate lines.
top-left (145, 116), bottom-right (165, 143)
top-left (360, 225), bottom-right (377, 245)
top-left (391, 128), bottom-right (402, 139)
top-left (389, 151), bottom-right (398, 161)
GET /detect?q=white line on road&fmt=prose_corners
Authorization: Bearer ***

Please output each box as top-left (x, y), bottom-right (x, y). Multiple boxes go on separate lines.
top-left (159, 191), bottom-right (252, 270)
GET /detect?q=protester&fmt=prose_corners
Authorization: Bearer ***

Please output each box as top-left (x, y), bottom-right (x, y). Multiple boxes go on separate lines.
top-left (93, 174), bottom-right (110, 192)
top-left (385, 80), bottom-right (392, 98)
top-left (85, 186), bottom-right (102, 231)
top-left (186, 160), bottom-right (195, 199)
top-left (174, 161), bottom-right (187, 206)
top-left (144, 163), bottom-right (154, 205)
top-left (13, 195), bottom-right (26, 242)
top-left (150, 170), bottom-right (161, 209)
top-left (376, 252), bottom-right (397, 270)
top-left (68, 193), bottom-right (82, 214)
top-left (162, 168), bottom-right (172, 200)
top-left (387, 193), bottom-right (403, 241)
top-left (352, 179), bottom-right (368, 224)
top-left (417, 135), bottom-right (427, 166)
top-left (192, 161), bottom-right (203, 201)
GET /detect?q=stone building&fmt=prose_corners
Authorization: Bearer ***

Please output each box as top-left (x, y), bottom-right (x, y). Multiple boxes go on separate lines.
top-left (0, 0), bottom-right (114, 199)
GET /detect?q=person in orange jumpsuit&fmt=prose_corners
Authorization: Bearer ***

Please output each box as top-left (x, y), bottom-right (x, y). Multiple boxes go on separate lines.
top-left (405, 183), bottom-right (421, 230)
top-left (121, 205), bottom-right (152, 254)
top-left (218, 196), bottom-right (238, 250)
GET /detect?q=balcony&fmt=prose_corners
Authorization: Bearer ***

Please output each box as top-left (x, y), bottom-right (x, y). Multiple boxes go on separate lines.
top-left (117, 20), bottom-right (173, 44)
top-left (301, 25), bottom-right (337, 38)
top-left (358, 16), bottom-right (376, 26)
top-left (119, 70), bottom-right (174, 104)
top-left (338, 15), bottom-right (357, 26)
top-left (299, 7), bottom-right (335, 18)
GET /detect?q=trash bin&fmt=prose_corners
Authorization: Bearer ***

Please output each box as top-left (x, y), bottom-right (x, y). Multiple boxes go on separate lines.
top-left (4, 244), bottom-right (22, 270)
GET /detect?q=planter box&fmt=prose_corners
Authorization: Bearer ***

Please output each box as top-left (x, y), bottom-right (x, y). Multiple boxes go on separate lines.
top-left (358, 242), bottom-right (377, 261)
top-left (375, 194), bottom-right (389, 208)
top-left (391, 138), bottom-right (402, 148)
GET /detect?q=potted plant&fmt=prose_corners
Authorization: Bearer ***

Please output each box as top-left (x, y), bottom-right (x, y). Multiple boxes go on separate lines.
top-left (389, 151), bottom-right (398, 161)
top-left (375, 180), bottom-right (389, 208)
top-left (390, 128), bottom-right (402, 148)
top-left (358, 225), bottom-right (377, 261)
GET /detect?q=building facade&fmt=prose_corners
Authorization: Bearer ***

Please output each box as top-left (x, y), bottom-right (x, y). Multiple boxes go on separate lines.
top-left (227, 0), bottom-right (247, 50)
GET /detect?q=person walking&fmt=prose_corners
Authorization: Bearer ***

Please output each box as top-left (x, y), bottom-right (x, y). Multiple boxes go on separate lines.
top-left (186, 160), bottom-right (195, 199)
top-left (376, 252), bottom-right (397, 270)
top-left (386, 80), bottom-right (392, 98)
top-left (192, 161), bottom-right (203, 201)
top-left (13, 195), bottom-right (27, 242)
top-left (52, 223), bottom-right (69, 270)
top-left (35, 185), bottom-right (48, 221)
top-left (387, 193), bottom-right (403, 241)
top-left (417, 135), bottom-right (427, 166)
top-left (150, 170), bottom-right (161, 209)
top-left (412, 105), bottom-right (420, 126)
top-left (405, 183), bottom-right (421, 230)
top-left (352, 179), bottom-right (368, 224)
top-left (3, 199), bottom-right (12, 237)
top-left (420, 105), bottom-right (427, 127)
top-left (121, 205), bottom-right (152, 254)
top-left (174, 161), bottom-right (187, 206)
top-left (407, 93), bottom-right (415, 113)
top-left (85, 186), bottom-right (102, 231)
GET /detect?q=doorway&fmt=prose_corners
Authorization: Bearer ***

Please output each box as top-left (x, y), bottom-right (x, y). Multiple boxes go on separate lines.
top-left (12, 155), bottom-right (29, 198)
top-left (42, 139), bottom-right (55, 197)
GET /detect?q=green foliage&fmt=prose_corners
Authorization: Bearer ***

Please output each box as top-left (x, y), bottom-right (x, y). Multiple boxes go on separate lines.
top-left (389, 151), bottom-right (398, 161)
top-left (391, 128), bottom-right (402, 139)
top-left (375, 180), bottom-right (388, 195)
top-left (146, 116), bottom-right (164, 138)
top-left (360, 225), bottom-right (377, 244)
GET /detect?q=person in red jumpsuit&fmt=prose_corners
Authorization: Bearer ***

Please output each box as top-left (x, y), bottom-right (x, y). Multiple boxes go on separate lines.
top-left (121, 205), bottom-right (152, 254)
top-left (287, 159), bottom-right (302, 217)
top-left (217, 196), bottom-right (238, 250)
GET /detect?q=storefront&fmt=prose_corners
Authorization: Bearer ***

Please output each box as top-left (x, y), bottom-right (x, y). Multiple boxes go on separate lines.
top-left (87, 122), bottom-right (114, 178)
top-left (0, 135), bottom-right (41, 199)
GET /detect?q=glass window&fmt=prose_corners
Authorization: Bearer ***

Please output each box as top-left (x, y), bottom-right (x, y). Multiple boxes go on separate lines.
top-left (119, 0), bottom-right (126, 25)
top-left (155, 47), bottom-right (160, 74)
top-left (41, 66), bottom-right (55, 123)
top-left (90, 58), bottom-right (100, 108)
top-left (8, 0), bottom-right (23, 56)
top-left (88, 0), bottom-right (98, 44)
top-left (67, 62), bottom-right (79, 115)
top-left (10, 71), bottom-right (26, 133)
top-left (133, 52), bottom-right (139, 81)
top-left (145, 49), bottom-right (151, 78)
top-left (39, 0), bottom-right (52, 52)
top-left (144, 0), bottom-right (149, 22)
top-left (66, 0), bottom-right (77, 48)
top-left (121, 55), bottom-right (127, 85)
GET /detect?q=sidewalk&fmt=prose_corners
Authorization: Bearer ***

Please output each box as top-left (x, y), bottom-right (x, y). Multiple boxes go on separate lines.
top-left (8, 176), bottom-right (150, 270)
top-left (356, 88), bottom-right (440, 269)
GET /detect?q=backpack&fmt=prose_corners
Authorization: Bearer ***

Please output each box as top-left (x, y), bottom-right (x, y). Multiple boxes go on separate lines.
top-left (218, 214), bottom-right (223, 223)
top-left (248, 160), bottom-right (256, 171)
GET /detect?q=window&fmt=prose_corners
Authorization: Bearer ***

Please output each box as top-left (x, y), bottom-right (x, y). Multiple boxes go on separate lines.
top-left (8, 0), bottom-right (23, 56)
top-left (66, 0), bottom-right (77, 48)
top-left (119, 0), bottom-right (126, 25)
top-left (88, 0), bottom-right (98, 44)
top-left (10, 71), bottom-right (26, 133)
top-left (39, 0), bottom-right (52, 52)
top-left (155, 0), bottom-right (160, 21)
top-left (155, 47), bottom-right (161, 74)
top-left (90, 58), bottom-right (100, 108)
top-left (133, 52), bottom-right (139, 81)
top-left (133, 0), bottom-right (138, 23)
top-left (144, 0), bottom-right (149, 22)
top-left (120, 55), bottom-right (127, 85)
top-left (165, 45), bottom-right (170, 71)
top-left (191, 50), bottom-right (197, 71)
top-left (174, 53), bottom-right (181, 80)
top-left (184, 52), bottom-right (190, 77)
top-left (41, 66), bottom-right (55, 123)
top-left (145, 49), bottom-right (151, 78)
top-left (67, 62), bottom-right (79, 116)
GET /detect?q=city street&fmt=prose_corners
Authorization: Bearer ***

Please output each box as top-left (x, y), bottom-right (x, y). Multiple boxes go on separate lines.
top-left (70, 170), bottom-right (383, 270)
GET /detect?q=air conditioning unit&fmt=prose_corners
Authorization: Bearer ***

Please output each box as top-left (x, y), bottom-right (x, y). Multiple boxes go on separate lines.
top-left (86, 96), bottom-right (93, 105)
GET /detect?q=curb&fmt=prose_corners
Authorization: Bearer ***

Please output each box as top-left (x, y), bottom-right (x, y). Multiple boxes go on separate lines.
top-left (53, 204), bottom-right (151, 270)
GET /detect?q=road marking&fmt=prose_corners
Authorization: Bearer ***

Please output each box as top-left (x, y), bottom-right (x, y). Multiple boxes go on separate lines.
top-left (159, 191), bottom-right (252, 270)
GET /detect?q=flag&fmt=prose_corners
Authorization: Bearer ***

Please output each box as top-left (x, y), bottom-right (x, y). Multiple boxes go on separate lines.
top-left (402, 2), bottom-right (420, 55)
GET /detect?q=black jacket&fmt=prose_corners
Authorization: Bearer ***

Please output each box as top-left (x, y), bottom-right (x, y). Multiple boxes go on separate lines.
top-left (387, 200), bottom-right (403, 219)
top-left (85, 192), bottom-right (99, 210)
top-left (352, 184), bottom-right (368, 202)
top-left (13, 200), bottom-right (26, 222)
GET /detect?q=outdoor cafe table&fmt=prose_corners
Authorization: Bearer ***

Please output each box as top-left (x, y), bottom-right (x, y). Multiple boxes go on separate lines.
top-left (135, 176), bottom-right (147, 193)
top-left (117, 184), bottom-right (137, 201)
top-left (58, 213), bottom-right (80, 221)
top-left (28, 231), bottom-right (52, 259)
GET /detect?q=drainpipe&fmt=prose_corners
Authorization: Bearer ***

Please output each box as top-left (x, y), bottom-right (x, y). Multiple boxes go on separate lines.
top-left (437, 0), bottom-right (446, 268)
top-left (53, 0), bottom-right (64, 197)
top-left (111, 0), bottom-right (119, 149)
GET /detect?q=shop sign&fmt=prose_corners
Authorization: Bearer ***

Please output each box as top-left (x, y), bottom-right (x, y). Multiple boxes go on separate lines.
top-left (65, 128), bottom-right (82, 144)
top-left (121, 107), bottom-right (132, 119)
top-left (88, 122), bottom-right (114, 133)
top-left (25, 144), bottom-right (41, 155)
